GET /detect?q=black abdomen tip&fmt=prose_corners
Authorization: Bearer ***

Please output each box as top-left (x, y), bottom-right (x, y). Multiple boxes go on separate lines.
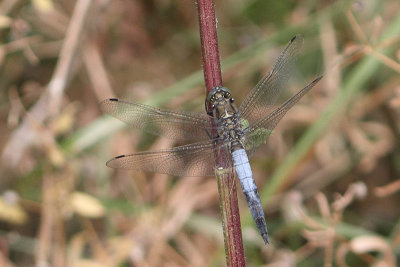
top-left (262, 233), bottom-right (270, 245)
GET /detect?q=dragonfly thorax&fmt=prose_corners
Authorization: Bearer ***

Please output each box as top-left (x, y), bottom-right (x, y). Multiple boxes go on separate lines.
top-left (207, 87), bottom-right (244, 147)
top-left (218, 114), bottom-right (244, 150)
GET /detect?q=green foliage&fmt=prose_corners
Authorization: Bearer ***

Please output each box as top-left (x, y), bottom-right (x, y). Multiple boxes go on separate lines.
top-left (244, 0), bottom-right (296, 26)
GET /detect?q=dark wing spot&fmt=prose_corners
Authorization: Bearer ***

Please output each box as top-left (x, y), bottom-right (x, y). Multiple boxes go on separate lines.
top-left (115, 155), bottom-right (125, 159)
top-left (109, 98), bottom-right (119, 101)
top-left (290, 35), bottom-right (297, 42)
top-left (313, 76), bottom-right (323, 83)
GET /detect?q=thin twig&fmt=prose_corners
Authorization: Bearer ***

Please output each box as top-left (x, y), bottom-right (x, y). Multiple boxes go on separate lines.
top-left (1, 0), bottom-right (92, 168)
top-left (196, 0), bottom-right (245, 266)
top-left (83, 41), bottom-right (115, 101)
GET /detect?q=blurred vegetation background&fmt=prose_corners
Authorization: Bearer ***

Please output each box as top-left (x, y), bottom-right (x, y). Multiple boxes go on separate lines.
top-left (0, 0), bottom-right (400, 266)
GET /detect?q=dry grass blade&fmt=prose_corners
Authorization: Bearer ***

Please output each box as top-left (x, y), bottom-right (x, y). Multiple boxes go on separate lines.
top-left (2, 0), bottom-right (400, 266)
top-left (2, 0), bottom-right (92, 168)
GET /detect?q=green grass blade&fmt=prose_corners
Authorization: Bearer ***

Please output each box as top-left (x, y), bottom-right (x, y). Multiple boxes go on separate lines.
top-left (260, 12), bottom-right (400, 206)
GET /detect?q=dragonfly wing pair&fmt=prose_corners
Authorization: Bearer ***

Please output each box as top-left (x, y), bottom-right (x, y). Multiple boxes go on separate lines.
top-left (100, 98), bottom-right (225, 176)
top-left (101, 35), bottom-right (322, 244)
top-left (242, 75), bottom-right (322, 158)
top-left (101, 34), bottom-right (321, 177)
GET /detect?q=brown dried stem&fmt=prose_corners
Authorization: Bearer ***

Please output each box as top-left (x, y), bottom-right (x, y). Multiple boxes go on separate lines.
top-left (196, 0), bottom-right (245, 266)
top-left (1, 0), bottom-right (92, 169)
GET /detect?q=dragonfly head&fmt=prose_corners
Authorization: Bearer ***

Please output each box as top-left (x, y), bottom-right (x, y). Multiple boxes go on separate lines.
top-left (206, 86), bottom-right (234, 116)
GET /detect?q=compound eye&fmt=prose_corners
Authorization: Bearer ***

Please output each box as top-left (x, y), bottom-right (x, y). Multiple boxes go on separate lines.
top-left (230, 98), bottom-right (235, 103)
top-left (212, 104), bottom-right (216, 109)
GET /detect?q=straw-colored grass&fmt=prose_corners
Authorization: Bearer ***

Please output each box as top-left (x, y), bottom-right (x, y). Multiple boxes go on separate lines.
top-left (0, 0), bottom-right (399, 266)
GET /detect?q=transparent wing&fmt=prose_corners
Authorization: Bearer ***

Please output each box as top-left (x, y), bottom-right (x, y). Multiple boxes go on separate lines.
top-left (242, 76), bottom-right (322, 157)
top-left (239, 35), bottom-right (304, 126)
top-left (106, 140), bottom-right (232, 177)
top-left (100, 98), bottom-right (214, 141)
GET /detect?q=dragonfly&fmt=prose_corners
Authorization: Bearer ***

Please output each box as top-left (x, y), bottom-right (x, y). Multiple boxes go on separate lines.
top-left (100, 35), bottom-right (322, 244)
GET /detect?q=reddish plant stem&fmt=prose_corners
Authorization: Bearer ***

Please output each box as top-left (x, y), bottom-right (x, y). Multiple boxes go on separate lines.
top-left (196, 0), bottom-right (245, 266)
top-left (197, 0), bottom-right (222, 93)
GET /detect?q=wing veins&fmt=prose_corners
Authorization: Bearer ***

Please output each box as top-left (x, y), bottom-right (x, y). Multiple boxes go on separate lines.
top-left (239, 35), bottom-right (304, 125)
top-left (106, 140), bottom-right (227, 177)
top-left (100, 98), bottom-right (213, 141)
top-left (243, 76), bottom-right (322, 157)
